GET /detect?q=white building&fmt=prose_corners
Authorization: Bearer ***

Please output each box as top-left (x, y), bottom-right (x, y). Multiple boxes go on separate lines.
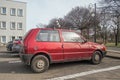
top-left (0, 0), bottom-right (26, 45)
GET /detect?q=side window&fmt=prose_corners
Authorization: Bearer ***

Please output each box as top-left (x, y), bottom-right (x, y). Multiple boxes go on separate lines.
top-left (37, 30), bottom-right (60, 42)
top-left (62, 31), bottom-right (84, 42)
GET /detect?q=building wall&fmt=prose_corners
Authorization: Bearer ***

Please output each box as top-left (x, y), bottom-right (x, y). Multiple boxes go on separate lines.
top-left (0, 0), bottom-right (26, 44)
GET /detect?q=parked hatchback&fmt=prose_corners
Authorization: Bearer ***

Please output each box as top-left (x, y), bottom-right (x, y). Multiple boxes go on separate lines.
top-left (6, 41), bottom-right (13, 51)
top-left (12, 39), bottom-right (22, 52)
top-left (6, 39), bottom-right (21, 52)
top-left (20, 28), bottom-right (107, 73)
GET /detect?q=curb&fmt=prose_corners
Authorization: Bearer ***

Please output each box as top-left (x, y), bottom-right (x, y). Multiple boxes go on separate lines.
top-left (107, 50), bottom-right (120, 54)
top-left (106, 50), bottom-right (120, 59)
top-left (106, 55), bottom-right (120, 59)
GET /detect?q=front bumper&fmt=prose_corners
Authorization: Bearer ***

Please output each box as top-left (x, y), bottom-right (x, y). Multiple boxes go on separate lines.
top-left (19, 53), bottom-right (33, 65)
top-left (102, 51), bottom-right (107, 57)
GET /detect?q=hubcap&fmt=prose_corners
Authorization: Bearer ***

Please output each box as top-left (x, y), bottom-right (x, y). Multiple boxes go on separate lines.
top-left (36, 60), bottom-right (45, 69)
top-left (95, 54), bottom-right (100, 61)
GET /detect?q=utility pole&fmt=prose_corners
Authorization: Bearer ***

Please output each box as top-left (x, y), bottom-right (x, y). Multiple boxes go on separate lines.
top-left (115, 15), bottom-right (120, 46)
top-left (118, 16), bottom-right (120, 45)
top-left (103, 9), bottom-right (107, 44)
top-left (94, 3), bottom-right (97, 42)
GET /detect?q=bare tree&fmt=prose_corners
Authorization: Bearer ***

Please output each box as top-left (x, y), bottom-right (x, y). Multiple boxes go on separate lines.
top-left (99, 0), bottom-right (120, 46)
top-left (46, 18), bottom-right (74, 29)
top-left (36, 23), bottom-right (46, 28)
top-left (64, 6), bottom-right (100, 40)
top-left (64, 7), bottom-right (92, 30)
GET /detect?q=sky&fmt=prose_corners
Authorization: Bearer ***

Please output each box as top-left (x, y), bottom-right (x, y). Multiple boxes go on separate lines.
top-left (15, 0), bottom-right (97, 31)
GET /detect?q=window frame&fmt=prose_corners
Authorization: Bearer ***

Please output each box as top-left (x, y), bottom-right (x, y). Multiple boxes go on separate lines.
top-left (10, 36), bottom-right (15, 41)
top-left (0, 7), bottom-right (6, 15)
top-left (10, 22), bottom-right (16, 30)
top-left (1, 36), bottom-right (6, 43)
top-left (0, 21), bottom-right (6, 29)
top-left (10, 8), bottom-right (16, 16)
top-left (17, 9), bottom-right (23, 17)
top-left (36, 30), bottom-right (61, 42)
top-left (17, 36), bottom-right (22, 40)
top-left (17, 22), bottom-right (22, 30)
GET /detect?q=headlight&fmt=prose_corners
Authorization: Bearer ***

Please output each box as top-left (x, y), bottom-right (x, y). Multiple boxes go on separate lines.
top-left (102, 45), bottom-right (107, 51)
top-left (103, 46), bottom-right (107, 51)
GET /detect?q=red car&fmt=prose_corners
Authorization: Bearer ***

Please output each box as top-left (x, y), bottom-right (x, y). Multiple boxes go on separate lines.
top-left (20, 28), bottom-right (107, 73)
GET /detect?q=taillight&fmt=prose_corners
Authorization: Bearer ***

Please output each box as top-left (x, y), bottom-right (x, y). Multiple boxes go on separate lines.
top-left (13, 40), bottom-right (21, 44)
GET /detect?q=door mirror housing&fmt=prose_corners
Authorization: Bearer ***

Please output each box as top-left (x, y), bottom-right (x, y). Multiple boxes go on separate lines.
top-left (84, 39), bottom-right (87, 43)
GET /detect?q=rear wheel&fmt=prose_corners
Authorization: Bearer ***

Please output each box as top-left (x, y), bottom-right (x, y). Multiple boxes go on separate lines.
top-left (91, 51), bottom-right (102, 64)
top-left (31, 55), bottom-right (49, 73)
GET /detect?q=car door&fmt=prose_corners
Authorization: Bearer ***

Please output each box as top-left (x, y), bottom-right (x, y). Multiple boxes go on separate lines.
top-left (78, 40), bottom-right (91, 58)
top-left (62, 31), bottom-right (90, 60)
top-left (36, 29), bottom-right (64, 62)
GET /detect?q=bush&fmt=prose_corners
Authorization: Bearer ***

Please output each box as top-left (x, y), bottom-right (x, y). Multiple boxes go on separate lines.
top-left (105, 43), bottom-right (120, 48)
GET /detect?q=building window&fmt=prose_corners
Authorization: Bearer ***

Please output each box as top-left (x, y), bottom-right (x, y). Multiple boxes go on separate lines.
top-left (10, 8), bottom-right (16, 16)
top-left (11, 36), bottom-right (15, 41)
top-left (17, 36), bottom-right (22, 40)
top-left (18, 9), bottom-right (23, 17)
top-left (10, 22), bottom-right (16, 29)
top-left (1, 7), bottom-right (6, 15)
top-left (17, 23), bottom-right (22, 29)
top-left (1, 36), bottom-right (6, 43)
top-left (0, 21), bottom-right (6, 29)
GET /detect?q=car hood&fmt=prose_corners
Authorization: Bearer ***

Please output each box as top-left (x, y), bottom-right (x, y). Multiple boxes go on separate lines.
top-left (86, 42), bottom-right (106, 51)
top-left (87, 42), bottom-right (100, 45)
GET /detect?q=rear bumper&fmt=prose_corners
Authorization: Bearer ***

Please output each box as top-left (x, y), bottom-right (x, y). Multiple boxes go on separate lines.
top-left (19, 53), bottom-right (33, 65)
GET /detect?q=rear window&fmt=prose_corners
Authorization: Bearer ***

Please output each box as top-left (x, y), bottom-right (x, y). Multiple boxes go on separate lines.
top-left (36, 30), bottom-right (60, 42)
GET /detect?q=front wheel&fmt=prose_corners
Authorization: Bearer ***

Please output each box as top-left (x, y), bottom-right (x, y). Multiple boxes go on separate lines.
top-left (91, 51), bottom-right (102, 64)
top-left (31, 55), bottom-right (49, 73)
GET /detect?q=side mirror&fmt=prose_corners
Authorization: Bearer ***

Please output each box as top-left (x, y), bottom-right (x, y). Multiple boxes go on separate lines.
top-left (83, 39), bottom-right (87, 43)
top-left (81, 39), bottom-right (87, 43)
top-left (84, 39), bottom-right (87, 42)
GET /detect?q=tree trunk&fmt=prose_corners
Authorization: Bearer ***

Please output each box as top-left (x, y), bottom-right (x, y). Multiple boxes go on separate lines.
top-left (115, 34), bottom-right (118, 46)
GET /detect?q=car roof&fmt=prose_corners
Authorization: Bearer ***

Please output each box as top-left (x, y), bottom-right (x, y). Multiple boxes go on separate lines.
top-left (31, 28), bottom-right (76, 32)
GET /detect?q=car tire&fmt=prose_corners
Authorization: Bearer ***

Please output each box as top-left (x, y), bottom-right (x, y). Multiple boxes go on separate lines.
top-left (91, 51), bottom-right (102, 64)
top-left (10, 47), bottom-right (12, 51)
top-left (31, 55), bottom-right (49, 73)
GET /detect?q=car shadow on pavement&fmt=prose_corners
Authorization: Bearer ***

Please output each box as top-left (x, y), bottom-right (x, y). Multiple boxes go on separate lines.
top-left (0, 60), bottom-right (91, 74)
top-left (0, 51), bottom-right (18, 53)
top-left (49, 60), bottom-right (91, 70)
top-left (0, 61), bottom-right (33, 74)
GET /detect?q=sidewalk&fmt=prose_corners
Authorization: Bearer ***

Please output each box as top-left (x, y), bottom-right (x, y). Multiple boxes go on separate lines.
top-left (107, 47), bottom-right (120, 51)
top-left (0, 46), bottom-right (6, 52)
top-left (107, 47), bottom-right (120, 59)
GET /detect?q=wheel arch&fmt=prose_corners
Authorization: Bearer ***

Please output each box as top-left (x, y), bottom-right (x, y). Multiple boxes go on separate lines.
top-left (30, 52), bottom-right (52, 65)
top-left (94, 49), bottom-right (104, 58)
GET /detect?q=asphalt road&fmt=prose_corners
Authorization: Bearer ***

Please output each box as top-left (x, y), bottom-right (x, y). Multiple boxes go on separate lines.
top-left (0, 52), bottom-right (120, 80)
